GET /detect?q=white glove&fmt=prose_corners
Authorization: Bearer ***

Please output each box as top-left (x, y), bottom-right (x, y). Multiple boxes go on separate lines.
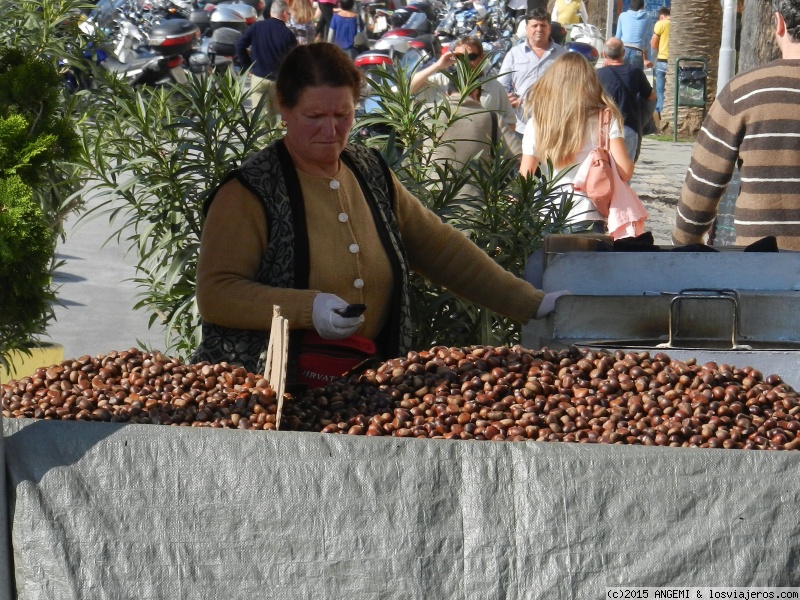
top-left (534, 290), bottom-right (571, 319)
top-left (312, 293), bottom-right (365, 339)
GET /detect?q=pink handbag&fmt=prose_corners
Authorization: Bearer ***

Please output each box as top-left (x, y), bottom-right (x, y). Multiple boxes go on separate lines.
top-left (572, 110), bottom-right (615, 217)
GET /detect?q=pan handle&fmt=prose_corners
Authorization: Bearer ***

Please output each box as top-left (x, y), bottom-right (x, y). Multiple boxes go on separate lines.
top-left (661, 288), bottom-right (752, 350)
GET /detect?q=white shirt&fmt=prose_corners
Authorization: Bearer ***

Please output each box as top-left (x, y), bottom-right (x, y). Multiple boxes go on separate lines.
top-left (522, 116), bottom-right (624, 223)
top-left (419, 71), bottom-right (517, 129)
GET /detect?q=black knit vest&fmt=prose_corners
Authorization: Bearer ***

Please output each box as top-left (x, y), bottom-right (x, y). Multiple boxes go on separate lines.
top-left (191, 140), bottom-right (414, 376)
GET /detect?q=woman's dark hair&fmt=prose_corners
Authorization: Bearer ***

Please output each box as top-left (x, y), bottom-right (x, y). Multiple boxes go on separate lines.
top-left (339, 0), bottom-right (355, 10)
top-left (276, 43), bottom-right (362, 108)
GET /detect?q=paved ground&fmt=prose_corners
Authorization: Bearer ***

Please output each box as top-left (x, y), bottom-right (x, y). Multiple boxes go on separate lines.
top-left (628, 136), bottom-right (694, 246)
top-left (43, 136), bottom-right (695, 362)
top-left (45, 207), bottom-right (167, 360)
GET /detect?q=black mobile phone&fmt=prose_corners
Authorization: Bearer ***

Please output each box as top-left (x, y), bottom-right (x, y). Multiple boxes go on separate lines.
top-left (335, 303), bottom-right (367, 318)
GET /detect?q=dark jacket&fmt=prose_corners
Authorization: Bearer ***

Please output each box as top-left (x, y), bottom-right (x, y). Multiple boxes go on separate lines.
top-left (597, 63), bottom-right (653, 133)
top-left (235, 18), bottom-right (297, 79)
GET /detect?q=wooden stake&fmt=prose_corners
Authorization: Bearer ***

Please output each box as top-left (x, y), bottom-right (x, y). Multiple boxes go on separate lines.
top-left (263, 305), bottom-right (289, 430)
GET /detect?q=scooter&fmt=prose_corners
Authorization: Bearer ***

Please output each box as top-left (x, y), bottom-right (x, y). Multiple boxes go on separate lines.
top-left (371, 4), bottom-right (441, 60)
top-left (83, 0), bottom-right (201, 86)
top-left (566, 39), bottom-right (599, 65)
top-left (568, 21), bottom-right (603, 59)
top-left (190, 3), bottom-right (256, 72)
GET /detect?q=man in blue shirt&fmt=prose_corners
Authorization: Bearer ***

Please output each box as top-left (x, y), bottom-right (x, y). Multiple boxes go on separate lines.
top-left (236, 0), bottom-right (297, 120)
top-left (615, 0), bottom-right (653, 71)
top-left (498, 8), bottom-right (567, 133)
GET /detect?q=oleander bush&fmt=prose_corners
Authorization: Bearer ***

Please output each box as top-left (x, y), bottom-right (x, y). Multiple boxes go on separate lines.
top-left (354, 58), bottom-right (573, 347)
top-left (75, 69), bottom-right (278, 358)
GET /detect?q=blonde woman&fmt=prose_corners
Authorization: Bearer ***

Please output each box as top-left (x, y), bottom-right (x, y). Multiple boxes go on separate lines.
top-left (287, 0), bottom-right (316, 44)
top-left (519, 52), bottom-right (634, 233)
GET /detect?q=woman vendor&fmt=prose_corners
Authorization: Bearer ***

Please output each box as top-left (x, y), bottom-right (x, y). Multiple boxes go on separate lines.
top-left (192, 43), bottom-right (564, 385)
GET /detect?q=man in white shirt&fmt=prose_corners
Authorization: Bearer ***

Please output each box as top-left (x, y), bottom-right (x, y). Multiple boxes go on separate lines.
top-left (497, 8), bottom-right (567, 132)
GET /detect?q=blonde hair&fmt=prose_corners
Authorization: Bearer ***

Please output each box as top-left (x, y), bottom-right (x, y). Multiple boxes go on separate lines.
top-left (289, 0), bottom-right (315, 24)
top-left (523, 52), bottom-right (624, 166)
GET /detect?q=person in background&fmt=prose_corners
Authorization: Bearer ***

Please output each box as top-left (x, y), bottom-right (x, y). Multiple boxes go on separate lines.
top-left (597, 37), bottom-right (656, 161)
top-left (552, 0), bottom-right (588, 26)
top-left (410, 35), bottom-right (519, 139)
top-left (615, 0), bottom-right (653, 70)
top-left (650, 6), bottom-right (670, 120)
top-left (235, 0), bottom-right (297, 119)
top-left (315, 0), bottom-right (338, 42)
top-left (429, 77), bottom-right (520, 199)
top-left (673, 0), bottom-right (800, 250)
top-left (327, 0), bottom-right (363, 59)
top-left (519, 52), bottom-right (634, 233)
top-left (287, 0), bottom-right (316, 44)
top-left (192, 43), bottom-right (563, 382)
top-left (498, 8), bottom-right (567, 134)
top-left (506, 0), bottom-right (528, 21)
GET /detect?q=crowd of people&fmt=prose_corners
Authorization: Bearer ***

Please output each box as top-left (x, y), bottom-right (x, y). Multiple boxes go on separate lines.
top-left (199, 0), bottom-right (800, 383)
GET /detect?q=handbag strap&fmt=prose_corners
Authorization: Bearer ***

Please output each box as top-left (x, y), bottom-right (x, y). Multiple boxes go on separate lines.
top-left (598, 108), bottom-right (611, 151)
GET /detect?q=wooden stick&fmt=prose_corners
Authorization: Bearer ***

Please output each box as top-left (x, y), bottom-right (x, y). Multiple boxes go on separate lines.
top-left (263, 306), bottom-right (289, 430)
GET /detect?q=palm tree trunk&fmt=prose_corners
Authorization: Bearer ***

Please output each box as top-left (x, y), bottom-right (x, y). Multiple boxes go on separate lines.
top-left (662, 0), bottom-right (722, 139)
top-left (739, 0), bottom-right (780, 72)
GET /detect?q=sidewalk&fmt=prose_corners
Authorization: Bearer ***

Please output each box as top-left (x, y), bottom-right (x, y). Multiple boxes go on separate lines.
top-left (45, 204), bottom-right (166, 361)
top-left (629, 136), bottom-right (695, 245)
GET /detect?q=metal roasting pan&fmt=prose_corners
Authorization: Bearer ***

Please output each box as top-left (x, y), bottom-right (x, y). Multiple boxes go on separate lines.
top-left (523, 248), bottom-right (800, 389)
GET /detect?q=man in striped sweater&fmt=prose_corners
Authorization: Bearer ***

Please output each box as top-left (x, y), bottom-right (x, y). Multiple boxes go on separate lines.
top-left (672, 0), bottom-right (800, 250)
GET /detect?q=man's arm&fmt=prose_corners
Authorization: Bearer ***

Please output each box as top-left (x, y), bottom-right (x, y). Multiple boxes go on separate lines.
top-left (636, 69), bottom-right (656, 100)
top-left (235, 26), bottom-right (254, 70)
top-left (497, 51), bottom-right (514, 93)
top-left (650, 31), bottom-right (660, 50)
top-left (642, 17), bottom-right (654, 66)
top-left (410, 51), bottom-right (455, 94)
top-left (673, 88), bottom-right (742, 246)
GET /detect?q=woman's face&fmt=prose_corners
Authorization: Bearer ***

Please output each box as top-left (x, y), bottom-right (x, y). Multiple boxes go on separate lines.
top-left (281, 85), bottom-right (356, 168)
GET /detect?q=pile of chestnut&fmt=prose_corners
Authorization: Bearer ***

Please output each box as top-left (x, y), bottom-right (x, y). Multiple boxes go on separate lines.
top-left (3, 345), bottom-right (800, 450)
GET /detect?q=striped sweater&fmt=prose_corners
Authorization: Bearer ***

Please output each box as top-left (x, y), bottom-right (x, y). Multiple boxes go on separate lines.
top-left (673, 60), bottom-right (800, 250)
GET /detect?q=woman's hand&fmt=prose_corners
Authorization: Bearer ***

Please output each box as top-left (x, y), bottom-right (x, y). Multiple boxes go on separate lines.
top-left (312, 293), bottom-right (365, 339)
top-left (534, 290), bottom-right (571, 319)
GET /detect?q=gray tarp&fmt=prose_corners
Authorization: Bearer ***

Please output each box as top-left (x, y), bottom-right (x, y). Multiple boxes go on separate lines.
top-left (3, 417), bottom-right (800, 598)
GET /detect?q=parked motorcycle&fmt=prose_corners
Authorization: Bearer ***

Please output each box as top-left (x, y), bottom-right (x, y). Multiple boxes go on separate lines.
top-left (369, 2), bottom-right (441, 60)
top-left (83, 0), bottom-right (201, 86)
top-left (568, 21), bottom-right (604, 60)
top-left (190, 2), bottom-right (257, 72)
top-left (566, 40), bottom-right (599, 65)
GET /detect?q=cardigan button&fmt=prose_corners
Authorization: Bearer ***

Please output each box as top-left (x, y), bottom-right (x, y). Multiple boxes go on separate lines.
top-left (353, 278), bottom-right (364, 289)
top-left (329, 180), bottom-right (340, 190)
top-left (338, 212), bottom-right (348, 222)
top-left (349, 243), bottom-right (359, 254)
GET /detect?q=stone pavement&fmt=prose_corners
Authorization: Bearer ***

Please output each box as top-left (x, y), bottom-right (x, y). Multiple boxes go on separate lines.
top-left (42, 136), bottom-right (696, 363)
top-left (45, 206), bottom-right (166, 361)
top-left (629, 136), bottom-right (695, 246)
